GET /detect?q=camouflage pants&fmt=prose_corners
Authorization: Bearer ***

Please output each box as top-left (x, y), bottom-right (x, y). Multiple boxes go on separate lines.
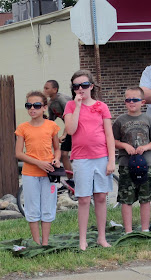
top-left (117, 166), bottom-right (151, 205)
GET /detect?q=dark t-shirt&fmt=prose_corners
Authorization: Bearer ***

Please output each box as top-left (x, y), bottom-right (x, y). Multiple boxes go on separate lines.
top-left (48, 93), bottom-right (71, 121)
top-left (113, 113), bottom-right (151, 166)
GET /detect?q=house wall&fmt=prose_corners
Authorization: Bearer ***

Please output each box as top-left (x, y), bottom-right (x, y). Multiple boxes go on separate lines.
top-left (0, 9), bottom-right (80, 132)
top-left (1, 9), bottom-right (151, 129)
top-left (79, 41), bottom-right (151, 121)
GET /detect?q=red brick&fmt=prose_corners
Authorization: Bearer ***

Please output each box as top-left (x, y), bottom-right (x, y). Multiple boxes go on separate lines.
top-left (79, 42), bottom-right (149, 120)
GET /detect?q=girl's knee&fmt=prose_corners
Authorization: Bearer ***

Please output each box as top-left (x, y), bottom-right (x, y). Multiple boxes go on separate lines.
top-left (78, 196), bottom-right (91, 206)
top-left (94, 193), bottom-right (107, 203)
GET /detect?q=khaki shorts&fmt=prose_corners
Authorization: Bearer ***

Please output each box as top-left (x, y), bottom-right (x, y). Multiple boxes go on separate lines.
top-left (117, 166), bottom-right (151, 205)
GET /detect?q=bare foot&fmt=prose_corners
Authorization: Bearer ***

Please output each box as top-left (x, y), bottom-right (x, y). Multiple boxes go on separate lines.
top-left (125, 231), bottom-right (133, 234)
top-left (79, 242), bottom-right (88, 251)
top-left (97, 239), bottom-right (111, 247)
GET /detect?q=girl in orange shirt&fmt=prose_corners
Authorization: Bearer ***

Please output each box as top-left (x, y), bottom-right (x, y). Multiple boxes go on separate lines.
top-left (15, 91), bottom-right (61, 245)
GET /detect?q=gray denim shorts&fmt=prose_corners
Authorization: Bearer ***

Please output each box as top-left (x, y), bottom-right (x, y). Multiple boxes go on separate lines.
top-left (22, 175), bottom-right (57, 222)
top-left (73, 157), bottom-right (113, 197)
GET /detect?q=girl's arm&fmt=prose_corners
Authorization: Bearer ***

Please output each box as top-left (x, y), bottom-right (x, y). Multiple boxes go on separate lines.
top-left (103, 119), bottom-right (115, 175)
top-left (64, 94), bottom-right (82, 135)
top-left (15, 135), bottom-right (55, 172)
top-left (52, 134), bottom-right (61, 168)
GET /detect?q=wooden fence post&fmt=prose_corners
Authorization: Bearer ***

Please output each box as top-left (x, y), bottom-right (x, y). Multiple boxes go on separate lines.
top-left (0, 75), bottom-right (19, 198)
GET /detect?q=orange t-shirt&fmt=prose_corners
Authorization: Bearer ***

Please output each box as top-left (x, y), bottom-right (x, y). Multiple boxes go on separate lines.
top-left (15, 119), bottom-right (60, 176)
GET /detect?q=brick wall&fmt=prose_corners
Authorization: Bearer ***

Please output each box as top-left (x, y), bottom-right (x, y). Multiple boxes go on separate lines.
top-left (0, 13), bottom-right (12, 26)
top-left (79, 41), bottom-right (151, 121)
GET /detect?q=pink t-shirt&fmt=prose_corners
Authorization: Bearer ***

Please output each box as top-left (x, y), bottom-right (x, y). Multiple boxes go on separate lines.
top-left (64, 100), bottom-right (112, 160)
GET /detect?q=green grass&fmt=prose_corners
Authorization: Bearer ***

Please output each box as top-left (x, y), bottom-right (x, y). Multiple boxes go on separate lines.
top-left (0, 206), bottom-right (151, 278)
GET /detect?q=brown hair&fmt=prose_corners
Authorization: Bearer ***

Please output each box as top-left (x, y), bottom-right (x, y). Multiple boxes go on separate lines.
top-left (26, 91), bottom-right (47, 106)
top-left (71, 69), bottom-right (98, 99)
top-left (26, 91), bottom-right (48, 118)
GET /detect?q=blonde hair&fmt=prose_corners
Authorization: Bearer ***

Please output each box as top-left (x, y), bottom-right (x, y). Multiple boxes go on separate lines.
top-left (125, 86), bottom-right (144, 99)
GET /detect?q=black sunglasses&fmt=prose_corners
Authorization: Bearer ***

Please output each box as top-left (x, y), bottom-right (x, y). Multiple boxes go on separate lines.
top-left (125, 98), bottom-right (142, 103)
top-left (25, 102), bottom-right (44, 110)
top-left (72, 82), bottom-right (92, 91)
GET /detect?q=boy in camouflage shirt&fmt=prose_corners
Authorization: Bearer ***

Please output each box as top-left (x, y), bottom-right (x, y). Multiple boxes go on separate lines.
top-left (113, 87), bottom-right (151, 233)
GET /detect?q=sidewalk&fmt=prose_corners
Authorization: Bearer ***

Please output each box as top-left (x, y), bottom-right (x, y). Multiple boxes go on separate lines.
top-left (30, 265), bottom-right (151, 280)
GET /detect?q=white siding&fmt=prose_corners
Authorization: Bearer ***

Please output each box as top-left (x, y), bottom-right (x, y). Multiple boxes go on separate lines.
top-left (0, 9), bottom-right (79, 131)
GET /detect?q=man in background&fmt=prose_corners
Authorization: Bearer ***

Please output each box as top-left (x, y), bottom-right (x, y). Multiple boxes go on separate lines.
top-left (140, 66), bottom-right (151, 115)
top-left (44, 80), bottom-right (72, 178)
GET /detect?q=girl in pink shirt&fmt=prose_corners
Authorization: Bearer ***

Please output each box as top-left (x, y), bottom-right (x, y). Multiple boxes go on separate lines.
top-left (64, 70), bottom-right (115, 250)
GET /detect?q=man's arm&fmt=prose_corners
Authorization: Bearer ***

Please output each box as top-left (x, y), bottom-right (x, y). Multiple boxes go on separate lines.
top-left (48, 106), bottom-right (56, 121)
top-left (140, 87), bottom-right (151, 104)
top-left (58, 94), bottom-right (71, 112)
top-left (140, 66), bottom-right (151, 104)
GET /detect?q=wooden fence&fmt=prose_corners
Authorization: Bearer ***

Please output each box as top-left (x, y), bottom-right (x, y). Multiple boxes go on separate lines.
top-left (0, 75), bottom-right (19, 198)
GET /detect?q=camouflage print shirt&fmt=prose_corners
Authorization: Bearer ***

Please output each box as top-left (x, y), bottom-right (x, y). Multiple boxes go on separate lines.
top-left (113, 113), bottom-right (151, 166)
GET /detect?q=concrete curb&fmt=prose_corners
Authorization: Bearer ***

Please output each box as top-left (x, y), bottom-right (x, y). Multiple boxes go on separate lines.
top-left (28, 265), bottom-right (151, 280)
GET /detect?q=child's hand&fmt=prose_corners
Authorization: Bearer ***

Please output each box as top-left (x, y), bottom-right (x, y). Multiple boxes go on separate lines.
top-left (59, 135), bottom-right (66, 143)
top-left (37, 161), bottom-right (54, 172)
top-left (52, 159), bottom-right (60, 168)
top-left (124, 143), bottom-right (136, 155)
top-left (135, 146), bottom-right (146, 155)
top-left (74, 93), bottom-right (82, 107)
top-left (106, 161), bottom-right (115, 175)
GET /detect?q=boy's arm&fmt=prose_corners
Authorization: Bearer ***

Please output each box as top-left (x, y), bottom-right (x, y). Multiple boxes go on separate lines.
top-left (59, 128), bottom-right (67, 143)
top-left (136, 142), bottom-right (151, 155)
top-left (15, 136), bottom-right (55, 172)
top-left (115, 140), bottom-right (136, 155)
top-left (113, 119), bottom-right (136, 155)
top-left (48, 106), bottom-right (56, 121)
top-left (136, 120), bottom-right (151, 154)
top-left (59, 95), bottom-right (69, 110)
top-left (114, 135), bottom-right (151, 155)
top-left (103, 119), bottom-right (115, 175)
top-left (52, 134), bottom-right (61, 167)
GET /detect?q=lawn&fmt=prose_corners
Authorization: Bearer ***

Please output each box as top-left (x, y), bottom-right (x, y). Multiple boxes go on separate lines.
top-left (0, 206), bottom-right (151, 278)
